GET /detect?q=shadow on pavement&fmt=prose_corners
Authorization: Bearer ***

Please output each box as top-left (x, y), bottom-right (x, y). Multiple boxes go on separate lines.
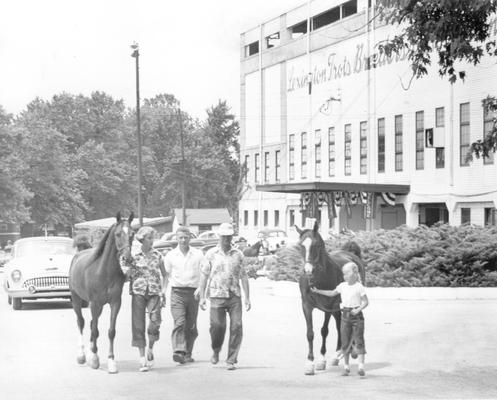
top-left (16, 300), bottom-right (73, 311)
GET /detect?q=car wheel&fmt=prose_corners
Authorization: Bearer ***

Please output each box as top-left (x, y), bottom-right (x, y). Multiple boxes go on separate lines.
top-left (7, 296), bottom-right (12, 305)
top-left (12, 297), bottom-right (22, 310)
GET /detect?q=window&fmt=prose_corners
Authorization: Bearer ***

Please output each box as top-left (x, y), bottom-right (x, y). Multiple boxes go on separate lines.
top-left (290, 21), bottom-right (307, 39)
top-left (328, 127), bottom-right (335, 177)
top-left (436, 107), bottom-right (445, 127)
top-left (274, 210), bottom-right (280, 227)
top-left (289, 134), bottom-right (295, 180)
top-left (416, 111), bottom-right (424, 170)
top-left (264, 152), bottom-right (270, 182)
top-left (342, 0), bottom-right (358, 18)
top-left (254, 210), bottom-right (259, 227)
top-left (244, 210), bottom-right (249, 226)
top-left (315, 129), bottom-right (321, 178)
top-left (344, 124), bottom-right (352, 175)
top-left (301, 132), bottom-right (307, 179)
top-left (436, 148), bottom-right (445, 168)
top-left (395, 115), bottom-right (403, 171)
top-left (245, 41), bottom-right (259, 57)
top-left (313, 6), bottom-right (340, 30)
top-left (255, 153), bottom-right (260, 183)
top-left (264, 210), bottom-right (269, 226)
top-left (461, 207), bottom-right (471, 224)
top-left (483, 105), bottom-right (495, 164)
top-left (266, 32), bottom-right (280, 49)
top-left (275, 150), bottom-right (281, 182)
top-left (360, 121), bottom-right (367, 174)
top-left (289, 209), bottom-right (295, 227)
top-left (485, 207), bottom-right (496, 226)
top-left (244, 155), bottom-right (250, 182)
top-left (378, 118), bottom-right (385, 173)
top-left (460, 103), bottom-right (470, 166)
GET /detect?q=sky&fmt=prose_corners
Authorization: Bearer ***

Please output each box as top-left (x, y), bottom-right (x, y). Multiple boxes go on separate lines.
top-left (0, 0), bottom-right (303, 120)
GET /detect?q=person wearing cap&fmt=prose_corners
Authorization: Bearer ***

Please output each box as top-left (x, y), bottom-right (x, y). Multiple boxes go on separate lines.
top-left (127, 226), bottom-right (167, 372)
top-left (163, 226), bottom-right (204, 364)
top-left (199, 222), bottom-right (251, 371)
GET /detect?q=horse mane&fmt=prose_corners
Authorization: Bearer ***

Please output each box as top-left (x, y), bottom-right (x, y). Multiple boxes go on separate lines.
top-left (341, 240), bottom-right (361, 258)
top-left (88, 223), bottom-right (117, 263)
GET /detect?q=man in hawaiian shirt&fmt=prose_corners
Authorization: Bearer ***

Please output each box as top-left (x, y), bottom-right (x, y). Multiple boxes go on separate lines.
top-left (199, 222), bottom-right (251, 371)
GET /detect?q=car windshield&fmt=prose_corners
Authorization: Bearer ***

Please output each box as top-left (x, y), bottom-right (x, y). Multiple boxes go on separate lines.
top-left (14, 241), bottom-right (75, 258)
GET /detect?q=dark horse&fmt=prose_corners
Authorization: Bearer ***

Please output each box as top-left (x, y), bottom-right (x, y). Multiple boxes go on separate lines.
top-left (296, 222), bottom-right (365, 375)
top-left (69, 212), bottom-right (134, 373)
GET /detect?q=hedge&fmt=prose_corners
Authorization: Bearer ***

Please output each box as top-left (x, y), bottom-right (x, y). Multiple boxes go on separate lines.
top-left (268, 224), bottom-right (497, 287)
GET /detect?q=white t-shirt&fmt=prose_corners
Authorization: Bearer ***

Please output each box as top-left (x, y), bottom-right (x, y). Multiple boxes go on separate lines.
top-left (336, 282), bottom-right (366, 308)
top-left (164, 246), bottom-right (204, 288)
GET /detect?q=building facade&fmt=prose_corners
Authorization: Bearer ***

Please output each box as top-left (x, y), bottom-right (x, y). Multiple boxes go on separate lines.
top-left (239, 0), bottom-right (497, 238)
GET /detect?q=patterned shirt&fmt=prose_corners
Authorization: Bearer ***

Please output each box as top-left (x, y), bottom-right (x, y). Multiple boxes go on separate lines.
top-left (129, 249), bottom-right (165, 296)
top-left (201, 246), bottom-right (246, 298)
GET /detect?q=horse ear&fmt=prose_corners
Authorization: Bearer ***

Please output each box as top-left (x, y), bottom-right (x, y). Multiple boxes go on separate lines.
top-left (294, 225), bottom-right (303, 236)
top-left (128, 212), bottom-right (134, 224)
top-left (116, 211), bottom-right (122, 223)
top-left (313, 220), bottom-right (319, 233)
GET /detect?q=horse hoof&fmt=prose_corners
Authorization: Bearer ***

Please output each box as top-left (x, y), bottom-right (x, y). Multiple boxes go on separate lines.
top-left (304, 361), bottom-right (315, 375)
top-left (331, 358), bottom-right (339, 366)
top-left (108, 359), bottom-right (118, 374)
top-left (90, 355), bottom-right (100, 369)
top-left (76, 354), bottom-right (86, 365)
top-left (315, 360), bottom-right (326, 371)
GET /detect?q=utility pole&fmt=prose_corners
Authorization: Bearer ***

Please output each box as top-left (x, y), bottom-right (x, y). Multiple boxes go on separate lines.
top-left (131, 43), bottom-right (143, 227)
top-left (178, 107), bottom-right (187, 226)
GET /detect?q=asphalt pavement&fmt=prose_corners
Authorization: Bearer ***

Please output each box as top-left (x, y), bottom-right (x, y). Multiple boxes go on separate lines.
top-left (1, 278), bottom-right (497, 400)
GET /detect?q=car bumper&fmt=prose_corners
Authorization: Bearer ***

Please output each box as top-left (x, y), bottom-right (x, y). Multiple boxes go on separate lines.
top-left (6, 287), bottom-right (71, 299)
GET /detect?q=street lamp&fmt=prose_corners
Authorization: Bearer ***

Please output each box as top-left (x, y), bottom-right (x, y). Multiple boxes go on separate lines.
top-left (131, 42), bottom-right (143, 227)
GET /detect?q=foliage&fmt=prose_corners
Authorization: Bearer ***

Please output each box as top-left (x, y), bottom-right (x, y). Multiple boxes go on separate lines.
top-left (268, 224), bottom-right (497, 287)
top-left (377, 0), bottom-right (497, 158)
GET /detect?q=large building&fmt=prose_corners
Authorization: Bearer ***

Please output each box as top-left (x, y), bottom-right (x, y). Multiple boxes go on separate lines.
top-left (238, 0), bottom-right (497, 237)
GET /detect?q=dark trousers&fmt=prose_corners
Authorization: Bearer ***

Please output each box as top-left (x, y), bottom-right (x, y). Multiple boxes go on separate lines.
top-left (340, 309), bottom-right (366, 355)
top-left (170, 287), bottom-right (199, 357)
top-left (210, 295), bottom-right (243, 364)
top-left (131, 293), bottom-right (161, 348)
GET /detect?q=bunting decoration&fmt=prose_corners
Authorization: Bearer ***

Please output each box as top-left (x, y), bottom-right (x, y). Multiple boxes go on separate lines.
top-left (381, 192), bottom-right (396, 206)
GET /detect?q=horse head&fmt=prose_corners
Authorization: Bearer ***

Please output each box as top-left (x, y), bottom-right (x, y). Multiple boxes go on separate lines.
top-left (114, 211), bottom-right (135, 262)
top-left (295, 220), bottom-right (326, 278)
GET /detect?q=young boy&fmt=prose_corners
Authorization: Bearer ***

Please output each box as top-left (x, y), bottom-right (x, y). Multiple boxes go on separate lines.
top-left (311, 261), bottom-right (369, 377)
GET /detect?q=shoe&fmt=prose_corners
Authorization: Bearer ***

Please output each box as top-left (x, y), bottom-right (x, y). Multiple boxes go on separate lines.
top-left (342, 367), bottom-right (350, 376)
top-left (139, 361), bottom-right (149, 372)
top-left (173, 352), bottom-right (186, 364)
top-left (147, 350), bottom-right (154, 368)
top-left (358, 368), bottom-right (365, 377)
top-left (184, 356), bottom-right (195, 363)
top-left (227, 362), bottom-right (236, 371)
top-left (210, 352), bottom-right (219, 365)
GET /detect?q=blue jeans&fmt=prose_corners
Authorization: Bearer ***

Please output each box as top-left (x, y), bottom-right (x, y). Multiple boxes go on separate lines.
top-left (341, 309), bottom-right (366, 355)
top-left (131, 293), bottom-right (161, 348)
top-left (170, 287), bottom-right (199, 357)
top-left (210, 295), bottom-right (243, 364)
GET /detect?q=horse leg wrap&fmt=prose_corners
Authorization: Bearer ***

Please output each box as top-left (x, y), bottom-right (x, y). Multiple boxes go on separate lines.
top-left (315, 355), bottom-right (326, 371)
top-left (107, 358), bottom-right (118, 374)
top-left (304, 360), bottom-right (315, 375)
top-left (90, 353), bottom-right (100, 370)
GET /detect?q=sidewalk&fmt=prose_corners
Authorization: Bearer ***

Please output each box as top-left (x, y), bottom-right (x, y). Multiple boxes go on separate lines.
top-left (253, 277), bottom-right (497, 300)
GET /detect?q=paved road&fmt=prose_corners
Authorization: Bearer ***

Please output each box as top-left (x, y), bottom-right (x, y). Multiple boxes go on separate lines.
top-left (1, 279), bottom-right (497, 400)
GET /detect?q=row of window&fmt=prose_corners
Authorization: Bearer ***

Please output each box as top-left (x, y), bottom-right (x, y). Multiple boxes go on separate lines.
top-left (243, 209), bottom-right (281, 227)
top-left (461, 207), bottom-right (496, 225)
top-left (244, 0), bottom-right (358, 57)
top-left (245, 151), bottom-right (281, 183)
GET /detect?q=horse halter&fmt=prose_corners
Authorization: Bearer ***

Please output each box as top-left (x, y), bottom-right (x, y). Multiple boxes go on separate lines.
top-left (115, 223), bottom-right (132, 261)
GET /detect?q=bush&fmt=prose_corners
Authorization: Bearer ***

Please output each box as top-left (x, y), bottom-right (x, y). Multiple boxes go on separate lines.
top-left (268, 224), bottom-right (497, 287)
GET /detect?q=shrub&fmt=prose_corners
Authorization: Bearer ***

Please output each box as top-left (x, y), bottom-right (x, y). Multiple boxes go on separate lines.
top-left (268, 224), bottom-right (497, 287)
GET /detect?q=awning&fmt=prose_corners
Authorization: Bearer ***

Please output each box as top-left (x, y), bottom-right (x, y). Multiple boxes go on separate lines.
top-left (255, 181), bottom-right (410, 194)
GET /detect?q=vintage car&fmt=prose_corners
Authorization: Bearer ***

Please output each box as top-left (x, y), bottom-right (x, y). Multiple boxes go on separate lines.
top-left (3, 237), bottom-right (76, 310)
top-left (255, 228), bottom-right (288, 253)
top-left (153, 231), bottom-right (208, 255)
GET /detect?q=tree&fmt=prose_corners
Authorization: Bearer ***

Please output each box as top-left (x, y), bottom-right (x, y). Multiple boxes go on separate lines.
top-left (378, 0), bottom-right (497, 158)
top-left (0, 106), bottom-right (31, 223)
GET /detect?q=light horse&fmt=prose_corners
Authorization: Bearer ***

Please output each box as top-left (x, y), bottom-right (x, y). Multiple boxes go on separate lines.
top-left (69, 212), bottom-right (134, 373)
top-left (296, 222), bottom-right (365, 375)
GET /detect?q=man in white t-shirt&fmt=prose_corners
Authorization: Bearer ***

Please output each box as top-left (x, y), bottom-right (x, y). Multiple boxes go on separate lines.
top-left (164, 226), bottom-right (205, 364)
top-left (311, 261), bottom-right (369, 377)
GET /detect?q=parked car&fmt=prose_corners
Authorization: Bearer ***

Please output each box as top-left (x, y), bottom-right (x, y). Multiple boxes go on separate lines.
top-left (197, 231), bottom-right (220, 247)
top-left (153, 231), bottom-right (206, 255)
top-left (255, 228), bottom-right (288, 253)
top-left (3, 237), bottom-right (76, 310)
